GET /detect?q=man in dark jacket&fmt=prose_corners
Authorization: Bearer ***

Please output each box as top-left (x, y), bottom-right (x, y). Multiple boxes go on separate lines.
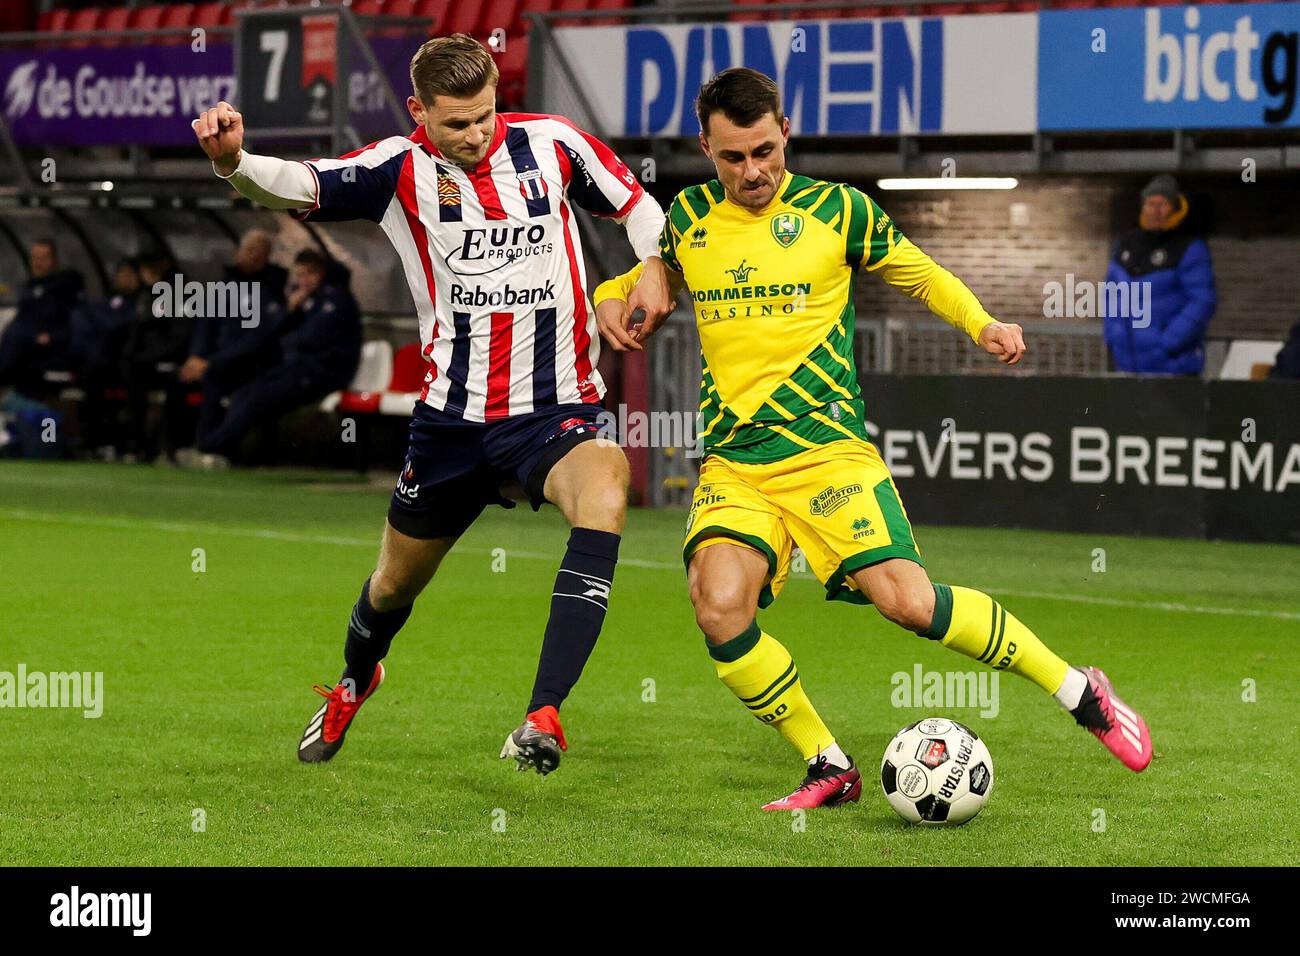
top-left (179, 228), bottom-right (287, 385)
top-left (1103, 175), bottom-right (1217, 375)
top-left (1268, 316), bottom-right (1300, 380)
top-left (0, 239), bottom-right (86, 394)
top-left (118, 250), bottom-right (196, 460)
top-left (70, 258), bottom-right (143, 454)
top-left (192, 248), bottom-right (361, 462)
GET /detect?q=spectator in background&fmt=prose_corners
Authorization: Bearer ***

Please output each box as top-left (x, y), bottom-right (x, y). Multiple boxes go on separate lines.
top-left (0, 239), bottom-right (85, 394)
top-left (178, 227), bottom-right (287, 388)
top-left (119, 249), bottom-right (195, 461)
top-left (1104, 175), bottom-right (1216, 375)
top-left (70, 258), bottom-right (143, 456)
top-left (185, 248), bottom-right (361, 466)
top-left (1268, 315), bottom-right (1300, 379)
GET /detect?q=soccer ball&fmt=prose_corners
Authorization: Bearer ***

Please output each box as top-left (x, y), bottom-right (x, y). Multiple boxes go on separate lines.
top-left (880, 717), bottom-right (994, 825)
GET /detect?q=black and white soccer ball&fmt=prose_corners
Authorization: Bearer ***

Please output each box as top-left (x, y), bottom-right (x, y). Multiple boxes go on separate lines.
top-left (880, 717), bottom-right (994, 825)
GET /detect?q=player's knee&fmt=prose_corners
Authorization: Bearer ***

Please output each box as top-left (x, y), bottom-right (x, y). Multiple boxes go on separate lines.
top-left (369, 566), bottom-right (422, 610)
top-left (571, 480), bottom-right (627, 534)
top-left (691, 581), bottom-right (754, 644)
top-left (874, 581), bottom-right (935, 633)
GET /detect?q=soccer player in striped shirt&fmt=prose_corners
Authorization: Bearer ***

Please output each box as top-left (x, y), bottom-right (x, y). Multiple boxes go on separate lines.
top-left (193, 35), bottom-right (674, 774)
top-left (595, 68), bottom-right (1151, 811)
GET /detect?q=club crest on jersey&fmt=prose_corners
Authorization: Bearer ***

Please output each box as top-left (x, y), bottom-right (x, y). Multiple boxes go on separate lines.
top-left (517, 168), bottom-right (548, 201)
top-left (770, 212), bottom-right (803, 248)
top-left (437, 169), bottom-right (461, 206)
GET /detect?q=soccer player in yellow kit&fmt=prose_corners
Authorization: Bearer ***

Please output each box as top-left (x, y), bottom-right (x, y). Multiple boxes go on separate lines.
top-left (595, 69), bottom-right (1152, 812)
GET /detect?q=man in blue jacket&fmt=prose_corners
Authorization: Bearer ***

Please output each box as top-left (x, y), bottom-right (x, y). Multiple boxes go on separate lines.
top-left (1104, 175), bottom-right (1216, 375)
top-left (191, 248), bottom-right (361, 463)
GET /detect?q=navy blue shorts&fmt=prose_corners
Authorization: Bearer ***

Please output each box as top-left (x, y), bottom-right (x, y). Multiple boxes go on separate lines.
top-left (387, 401), bottom-right (605, 540)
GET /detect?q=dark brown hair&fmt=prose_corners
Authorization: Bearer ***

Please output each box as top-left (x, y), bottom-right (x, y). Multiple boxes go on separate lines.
top-left (410, 33), bottom-right (499, 105)
top-left (293, 248), bottom-right (328, 274)
top-left (695, 68), bottom-right (783, 135)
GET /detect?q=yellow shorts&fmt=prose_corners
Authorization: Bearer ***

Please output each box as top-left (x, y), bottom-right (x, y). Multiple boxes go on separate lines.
top-left (683, 439), bottom-right (923, 606)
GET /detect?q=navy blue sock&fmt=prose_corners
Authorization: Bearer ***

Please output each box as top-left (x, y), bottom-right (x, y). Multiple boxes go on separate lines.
top-left (342, 577), bottom-right (412, 693)
top-left (527, 528), bottom-right (620, 713)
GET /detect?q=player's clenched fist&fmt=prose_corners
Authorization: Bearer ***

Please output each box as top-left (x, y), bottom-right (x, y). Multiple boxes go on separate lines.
top-left (595, 296), bottom-right (641, 352)
top-left (192, 101), bottom-right (244, 177)
top-left (979, 321), bottom-right (1027, 366)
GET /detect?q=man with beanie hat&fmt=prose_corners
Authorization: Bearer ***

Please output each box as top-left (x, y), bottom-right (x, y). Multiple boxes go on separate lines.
top-left (1103, 174), bottom-right (1217, 374)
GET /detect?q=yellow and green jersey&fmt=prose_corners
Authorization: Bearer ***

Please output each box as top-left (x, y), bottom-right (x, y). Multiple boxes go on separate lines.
top-left (595, 170), bottom-right (997, 464)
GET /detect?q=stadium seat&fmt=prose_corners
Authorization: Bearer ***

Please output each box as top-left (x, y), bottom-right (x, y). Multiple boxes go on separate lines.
top-left (158, 4), bottom-right (198, 45)
top-left (590, 0), bottom-right (631, 27)
top-left (414, 0), bottom-right (453, 33)
top-left (65, 8), bottom-right (101, 48)
top-left (495, 34), bottom-right (530, 107)
top-left (129, 5), bottom-right (169, 33)
top-left (193, 2), bottom-right (234, 30)
top-left (94, 6), bottom-right (132, 46)
top-left (483, 0), bottom-right (524, 37)
top-left (383, 0), bottom-right (419, 17)
top-left (322, 339), bottom-right (394, 414)
top-left (554, 0), bottom-right (594, 28)
top-left (443, 0), bottom-right (484, 36)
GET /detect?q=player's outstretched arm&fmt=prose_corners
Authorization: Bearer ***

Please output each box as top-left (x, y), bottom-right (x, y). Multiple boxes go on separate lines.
top-left (193, 101), bottom-right (315, 211)
top-left (874, 240), bottom-right (1026, 366)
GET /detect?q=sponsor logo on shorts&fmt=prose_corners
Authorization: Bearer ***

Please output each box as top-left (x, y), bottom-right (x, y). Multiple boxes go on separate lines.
top-left (851, 516), bottom-right (875, 540)
top-left (809, 483), bottom-right (862, 517)
top-left (687, 484), bottom-right (727, 530)
top-left (395, 460), bottom-right (419, 501)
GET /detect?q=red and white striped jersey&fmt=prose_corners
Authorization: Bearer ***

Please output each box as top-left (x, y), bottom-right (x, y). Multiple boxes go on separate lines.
top-left (297, 113), bottom-right (645, 421)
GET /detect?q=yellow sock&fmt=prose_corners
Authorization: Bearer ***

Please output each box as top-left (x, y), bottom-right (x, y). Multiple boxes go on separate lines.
top-left (922, 584), bottom-right (1069, 694)
top-left (709, 622), bottom-right (835, 760)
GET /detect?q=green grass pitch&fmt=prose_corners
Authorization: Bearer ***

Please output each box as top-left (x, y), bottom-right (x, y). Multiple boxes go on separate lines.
top-left (1, 460), bottom-right (1297, 866)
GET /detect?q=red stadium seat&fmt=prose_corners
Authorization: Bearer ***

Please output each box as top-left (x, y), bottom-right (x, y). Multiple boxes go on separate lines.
top-left (483, 0), bottom-right (524, 37)
top-left (495, 32), bottom-right (529, 107)
top-left (65, 8), bottom-right (101, 48)
top-left (443, 0), bottom-right (484, 36)
top-left (389, 343), bottom-right (428, 394)
top-left (415, 0), bottom-right (453, 33)
top-left (129, 5), bottom-right (169, 32)
top-left (96, 7), bottom-right (133, 46)
top-left (351, 0), bottom-right (386, 16)
top-left (383, 0), bottom-right (419, 17)
top-left (520, 0), bottom-right (558, 17)
top-left (158, 4), bottom-right (198, 45)
top-left (193, 2), bottom-right (234, 30)
top-left (554, 0), bottom-right (593, 28)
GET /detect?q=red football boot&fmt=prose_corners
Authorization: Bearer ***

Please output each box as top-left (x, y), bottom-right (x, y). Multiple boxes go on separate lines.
top-left (297, 663), bottom-right (386, 763)
top-left (500, 705), bottom-right (568, 776)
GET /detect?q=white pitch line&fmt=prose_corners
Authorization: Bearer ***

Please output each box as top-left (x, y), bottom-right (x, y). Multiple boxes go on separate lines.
top-left (3, 507), bottom-right (1297, 622)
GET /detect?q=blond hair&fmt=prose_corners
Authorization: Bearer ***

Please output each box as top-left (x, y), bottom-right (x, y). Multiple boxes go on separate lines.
top-left (409, 34), bottom-right (499, 105)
